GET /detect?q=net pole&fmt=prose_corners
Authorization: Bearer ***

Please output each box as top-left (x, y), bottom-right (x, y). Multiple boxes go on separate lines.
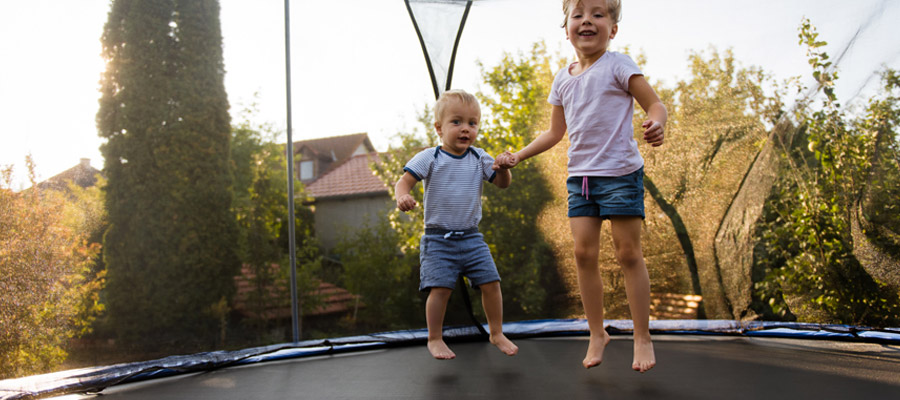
top-left (284, 0), bottom-right (301, 344)
top-left (444, 1), bottom-right (473, 91)
top-left (404, 0), bottom-right (441, 99)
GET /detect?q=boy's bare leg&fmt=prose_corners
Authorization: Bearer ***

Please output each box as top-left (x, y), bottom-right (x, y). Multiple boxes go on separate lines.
top-left (570, 216), bottom-right (610, 369)
top-left (611, 217), bottom-right (656, 373)
top-left (425, 287), bottom-right (455, 359)
top-left (479, 281), bottom-right (518, 356)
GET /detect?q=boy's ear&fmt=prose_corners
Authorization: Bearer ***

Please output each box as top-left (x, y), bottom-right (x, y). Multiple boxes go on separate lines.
top-left (609, 24), bottom-right (618, 40)
top-left (434, 121), bottom-right (442, 136)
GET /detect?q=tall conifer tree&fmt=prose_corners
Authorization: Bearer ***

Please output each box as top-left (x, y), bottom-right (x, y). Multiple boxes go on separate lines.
top-left (97, 0), bottom-right (238, 346)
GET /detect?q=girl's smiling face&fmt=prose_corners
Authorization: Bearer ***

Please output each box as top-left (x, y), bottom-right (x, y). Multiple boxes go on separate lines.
top-left (565, 0), bottom-right (617, 60)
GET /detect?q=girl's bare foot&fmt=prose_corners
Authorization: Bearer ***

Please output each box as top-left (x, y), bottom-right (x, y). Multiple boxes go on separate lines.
top-left (583, 331), bottom-right (611, 368)
top-left (490, 333), bottom-right (519, 356)
top-left (427, 339), bottom-right (456, 360)
top-left (632, 336), bottom-right (656, 372)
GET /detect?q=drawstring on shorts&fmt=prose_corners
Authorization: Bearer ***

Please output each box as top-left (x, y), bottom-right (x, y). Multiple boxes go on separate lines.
top-left (582, 176), bottom-right (589, 200)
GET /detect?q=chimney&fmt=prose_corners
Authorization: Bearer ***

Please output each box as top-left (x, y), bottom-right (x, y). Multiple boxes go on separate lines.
top-left (80, 158), bottom-right (91, 169)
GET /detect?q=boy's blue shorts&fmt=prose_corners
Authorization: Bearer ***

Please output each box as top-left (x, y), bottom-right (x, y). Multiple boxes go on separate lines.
top-left (419, 231), bottom-right (500, 292)
top-left (566, 167), bottom-right (645, 219)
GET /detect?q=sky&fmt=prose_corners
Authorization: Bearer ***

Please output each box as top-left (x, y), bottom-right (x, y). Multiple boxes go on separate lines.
top-left (2, 0), bottom-right (899, 190)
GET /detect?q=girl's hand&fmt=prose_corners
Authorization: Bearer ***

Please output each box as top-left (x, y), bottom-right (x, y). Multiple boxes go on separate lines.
top-left (642, 120), bottom-right (664, 147)
top-left (397, 194), bottom-right (417, 212)
top-left (493, 151), bottom-right (520, 170)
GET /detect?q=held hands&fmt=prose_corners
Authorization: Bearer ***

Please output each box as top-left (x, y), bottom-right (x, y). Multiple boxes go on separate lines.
top-left (397, 193), bottom-right (417, 212)
top-left (492, 151), bottom-right (520, 170)
top-left (642, 119), bottom-right (665, 147)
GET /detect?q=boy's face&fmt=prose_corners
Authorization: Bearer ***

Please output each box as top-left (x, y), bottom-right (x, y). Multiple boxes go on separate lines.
top-left (435, 100), bottom-right (480, 156)
top-left (565, 0), bottom-right (617, 59)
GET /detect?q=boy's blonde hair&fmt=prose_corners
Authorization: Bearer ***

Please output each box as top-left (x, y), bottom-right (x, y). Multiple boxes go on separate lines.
top-left (561, 0), bottom-right (621, 27)
top-left (433, 89), bottom-right (481, 123)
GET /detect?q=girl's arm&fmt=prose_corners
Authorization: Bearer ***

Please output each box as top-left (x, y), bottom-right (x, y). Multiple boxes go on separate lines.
top-left (629, 75), bottom-right (667, 147)
top-left (499, 105), bottom-right (567, 168)
top-left (395, 172), bottom-right (419, 211)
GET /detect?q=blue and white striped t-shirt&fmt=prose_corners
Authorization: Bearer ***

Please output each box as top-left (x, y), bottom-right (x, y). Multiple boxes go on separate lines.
top-left (403, 146), bottom-right (497, 230)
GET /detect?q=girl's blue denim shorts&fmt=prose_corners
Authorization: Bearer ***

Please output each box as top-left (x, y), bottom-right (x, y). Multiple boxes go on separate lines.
top-left (566, 167), bottom-right (645, 219)
top-left (418, 232), bottom-right (500, 292)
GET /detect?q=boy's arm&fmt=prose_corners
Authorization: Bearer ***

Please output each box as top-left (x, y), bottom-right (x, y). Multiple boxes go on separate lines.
top-left (629, 75), bottom-right (667, 147)
top-left (395, 172), bottom-right (419, 212)
top-left (494, 105), bottom-right (567, 169)
top-left (491, 166), bottom-right (511, 189)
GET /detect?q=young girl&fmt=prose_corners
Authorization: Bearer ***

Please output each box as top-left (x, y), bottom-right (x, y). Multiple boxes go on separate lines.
top-left (495, 0), bottom-right (665, 372)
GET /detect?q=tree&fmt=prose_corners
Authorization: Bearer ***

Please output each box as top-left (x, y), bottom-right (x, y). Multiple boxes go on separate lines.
top-left (476, 42), bottom-right (564, 317)
top-left (638, 47), bottom-right (786, 319)
top-left (754, 21), bottom-right (900, 326)
top-left (230, 112), bottom-right (321, 340)
top-left (337, 219), bottom-right (422, 329)
top-left (0, 158), bottom-right (104, 378)
top-left (97, 0), bottom-right (239, 347)
top-left (850, 69), bottom-right (900, 289)
top-left (340, 120), bottom-right (432, 329)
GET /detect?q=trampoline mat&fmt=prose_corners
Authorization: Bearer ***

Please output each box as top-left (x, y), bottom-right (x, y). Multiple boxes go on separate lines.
top-left (77, 335), bottom-right (900, 400)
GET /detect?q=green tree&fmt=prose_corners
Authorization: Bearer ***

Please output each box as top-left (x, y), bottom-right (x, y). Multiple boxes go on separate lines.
top-left (850, 69), bottom-right (900, 285)
top-left (230, 113), bottom-right (321, 340)
top-left (754, 20), bottom-right (900, 326)
top-left (0, 158), bottom-right (104, 378)
top-left (639, 47), bottom-right (785, 319)
top-left (476, 42), bottom-right (563, 317)
top-left (97, 0), bottom-right (239, 347)
top-left (341, 121), bottom-right (431, 329)
top-left (336, 219), bottom-right (422, 329)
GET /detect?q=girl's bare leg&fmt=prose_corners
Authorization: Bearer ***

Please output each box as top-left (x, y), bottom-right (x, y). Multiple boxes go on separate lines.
top-left (480, 281), bottom-right (518, 356)
top-left (611, 216), bottom-right (655, 372)
top-left (570, 216), bottom-right (610, 369)
top-left (425, 287), bottom-right (455, 359)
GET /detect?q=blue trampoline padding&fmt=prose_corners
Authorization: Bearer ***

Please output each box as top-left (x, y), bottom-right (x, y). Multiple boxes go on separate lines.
top-left (2, 319), bottom-right (898, 400)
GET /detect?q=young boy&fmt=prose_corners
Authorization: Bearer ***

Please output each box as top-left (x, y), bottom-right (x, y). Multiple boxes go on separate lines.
top-left (496, 0), bottom-right (665, 372)
top-left (395, 89), bottom-right (518, 360)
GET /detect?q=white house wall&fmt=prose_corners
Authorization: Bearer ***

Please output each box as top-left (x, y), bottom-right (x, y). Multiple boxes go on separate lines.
top-left (315, 194), bottom-right (394, 251)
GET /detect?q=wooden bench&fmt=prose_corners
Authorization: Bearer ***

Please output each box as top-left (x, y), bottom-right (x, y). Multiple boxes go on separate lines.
top-left (650, 293), bottom-right (702, 320)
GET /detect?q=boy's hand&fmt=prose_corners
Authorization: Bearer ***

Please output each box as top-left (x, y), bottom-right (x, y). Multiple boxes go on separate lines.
top-left (492, 151), bottom-right (520, 170)
top-left (642, 120), bottom-right (664, 147)
top-left (397, 194), bottom-right (417, 212)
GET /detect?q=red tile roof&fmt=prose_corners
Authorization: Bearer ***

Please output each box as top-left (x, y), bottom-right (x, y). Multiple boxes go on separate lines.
top-left (233, 263), bottom-right (360, 319)
top-left (305, 153), bottom-right (389, 199)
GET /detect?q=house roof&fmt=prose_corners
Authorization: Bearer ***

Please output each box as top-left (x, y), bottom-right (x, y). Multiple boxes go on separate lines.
top-left (305, 153), bottom-right (389, 199)
top-left (292, 132), bottom-right (373, 162)
top-left (233, 263), bottom-right (360, 319)
top-left (36, 158), bottom-right (102, 192)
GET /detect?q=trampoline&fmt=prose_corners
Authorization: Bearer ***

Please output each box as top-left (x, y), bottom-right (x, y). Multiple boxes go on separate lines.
top-left (3, 320), bottom-right (899, 399)
top-left (4, 2), bottom-right (900, 399)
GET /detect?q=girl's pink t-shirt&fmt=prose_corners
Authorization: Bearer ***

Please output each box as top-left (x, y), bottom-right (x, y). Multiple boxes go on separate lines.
top-left (549, 51), bottom-right (644, 177)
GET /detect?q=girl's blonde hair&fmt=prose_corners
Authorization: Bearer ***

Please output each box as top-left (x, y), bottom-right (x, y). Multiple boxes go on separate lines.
top-left (561, 0), bottom-right (622, 27)
top-left (433, 89), bottom-right (481, 123)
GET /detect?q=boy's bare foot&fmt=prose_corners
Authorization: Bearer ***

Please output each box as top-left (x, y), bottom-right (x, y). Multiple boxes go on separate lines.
top-left (490, 333), bottom-right (519, 356)
top-left (632, 336), bottom-right (656, 373)
top-left (583, 331), bottom-right (611, 369)
top-left (427, 339), bottom-right (456, 360)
